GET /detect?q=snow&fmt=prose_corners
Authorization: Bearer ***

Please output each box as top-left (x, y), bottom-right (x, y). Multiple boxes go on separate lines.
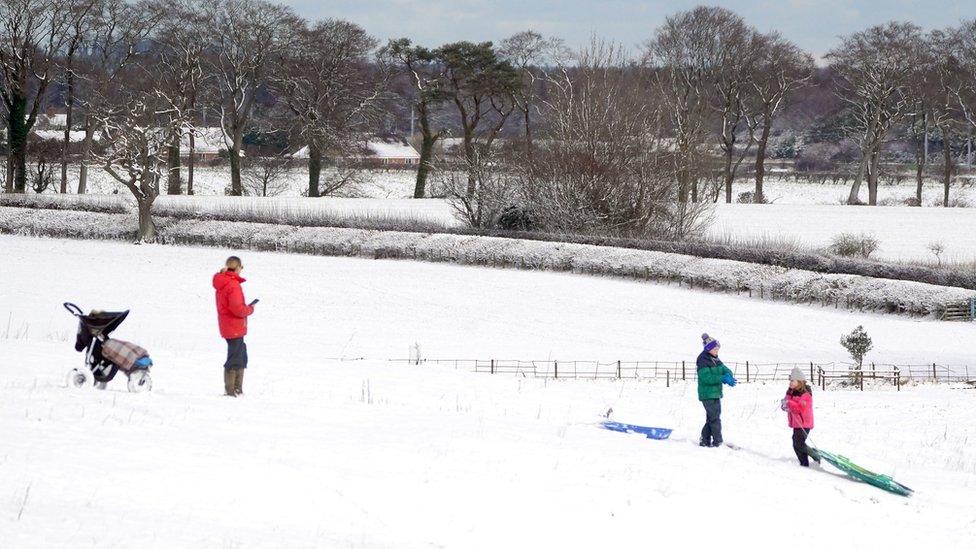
top-left (1, 234), bottom-right (974, 548)
top-left (709, 203), bottom-right (976, 262)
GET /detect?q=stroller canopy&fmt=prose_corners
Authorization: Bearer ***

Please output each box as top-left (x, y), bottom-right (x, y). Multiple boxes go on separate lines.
top-left (65, 303), bottom-right (130, 352)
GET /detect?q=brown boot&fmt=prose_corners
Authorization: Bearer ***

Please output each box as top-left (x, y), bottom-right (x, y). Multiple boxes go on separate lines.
top-left (224, 369), bottom-right (236, 397)
top-left (234, 368), bottom-right (244, 396)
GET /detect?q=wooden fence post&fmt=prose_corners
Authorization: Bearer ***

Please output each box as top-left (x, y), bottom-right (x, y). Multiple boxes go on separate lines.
top-left (809, 362), bottom-right (814, 383)
top-left (896, 368), bottom-right (900, 391)
top-left (860, 371), bottom-right (864, 391)
top-left (667, 370), bottom-right (671, 388)
top-left (746, 361), bottom-right (750, 383)
top-left (554, 360), bottom-right (558, 379)
top-left (871, 362), bottom-right (875, 379)
top-left (617, 360), bottom-right (621, 379)
top-left (933, 363), bottom-right (937, 382)
top-left (491, 359), bottom-right (495, 375)
top-left (682, 360), bottom-right (686, 381)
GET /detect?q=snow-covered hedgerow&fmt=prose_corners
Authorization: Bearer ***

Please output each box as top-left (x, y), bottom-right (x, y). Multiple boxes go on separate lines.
top-left (2, 206), bottom-right (973, 317)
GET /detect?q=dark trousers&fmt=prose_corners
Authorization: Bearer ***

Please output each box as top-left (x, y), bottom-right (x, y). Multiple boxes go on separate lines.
top-left (793, 428), bottom-right (817, 466)
top-left (701, 399), bottom-right (722, 445)
top-left (223, 338), bottom-right (247, 396)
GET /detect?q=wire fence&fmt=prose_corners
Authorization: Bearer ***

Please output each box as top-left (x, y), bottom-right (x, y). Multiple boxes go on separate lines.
top-left (380, 358), bottom-right (975, 390)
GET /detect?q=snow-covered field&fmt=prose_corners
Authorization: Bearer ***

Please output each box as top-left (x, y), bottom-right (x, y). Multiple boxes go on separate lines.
top-left (2, 235), bottom-right (975, 548)
top-left (709, 203), bottom-right (976, 262)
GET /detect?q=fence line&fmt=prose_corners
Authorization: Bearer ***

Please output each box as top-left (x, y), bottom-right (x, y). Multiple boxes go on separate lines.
top-left (375, 358), bottom-right (974, 389)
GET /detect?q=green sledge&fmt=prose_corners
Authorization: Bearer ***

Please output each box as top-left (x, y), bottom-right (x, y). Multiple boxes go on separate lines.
top-left (811, 448), bottom-right (914, 497)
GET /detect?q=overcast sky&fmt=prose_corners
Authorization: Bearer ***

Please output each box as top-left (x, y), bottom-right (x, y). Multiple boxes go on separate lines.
top-left (281, 0), bottom-right (973, 61)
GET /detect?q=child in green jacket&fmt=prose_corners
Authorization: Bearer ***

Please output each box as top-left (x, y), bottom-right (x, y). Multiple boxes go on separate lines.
top-left (697, 333), bottom-right (737, 447)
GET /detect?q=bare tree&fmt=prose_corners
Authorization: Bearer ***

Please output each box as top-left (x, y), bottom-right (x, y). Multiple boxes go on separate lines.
top-left (242, 154), bottom-right (290, 197)
top-left (954, 21), bottom-right (976, 135)
top-left (711, 22), bottom-right (762, 204)
top-left (270, 18), bottom-right (386, 197)
top-left (751, 32), bottom-right (813, 203)
top-left (644, 7), bottom-right (739, 203)
top-left (90, 6), bottom-right (183, 241)
top-left (826, 22), bottom-right (922, 205)
top-left (153, 0), bottom-right (208, 195)
top-left (75, 0), bottom-right (158, 194)
top-left (0, 0), bottom-right (77, 193)
top-left (202, 0), bottom-right (296, 196)
top-left (512, 39), bottom-right (711, 240)
top-left (927, 28), bottom-right (966, 207)
top-left (499, 30), bottom-right (566, 157)
top-left (381, 38), bottom-right (449, 199)
top-left (58, 0), bottom-right (98, 194)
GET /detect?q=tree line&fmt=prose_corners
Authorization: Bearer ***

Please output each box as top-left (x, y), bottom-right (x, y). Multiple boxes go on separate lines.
top-left (2, 1), bottom-right (976, 240)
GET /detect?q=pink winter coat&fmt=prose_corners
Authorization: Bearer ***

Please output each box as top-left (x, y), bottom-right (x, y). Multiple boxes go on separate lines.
top-left (784, 389), bottom-right (814, 429)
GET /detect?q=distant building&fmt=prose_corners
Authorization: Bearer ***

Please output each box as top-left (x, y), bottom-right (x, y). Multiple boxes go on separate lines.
top-left (180, 127), bottom-right (238, 161)
top-left (291, 136), bottom-right (420, 168)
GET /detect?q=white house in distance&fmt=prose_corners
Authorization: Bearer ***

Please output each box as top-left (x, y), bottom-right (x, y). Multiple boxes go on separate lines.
top-left (291, 136), bottom-right (420, 168)
top-left (179, 127), bottom-right (237, 162)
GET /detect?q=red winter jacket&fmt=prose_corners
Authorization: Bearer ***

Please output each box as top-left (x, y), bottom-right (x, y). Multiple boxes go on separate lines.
top-left (213, 270), bottom-right (254, 339)
top-left (785, 389), bottom-right (814, 429)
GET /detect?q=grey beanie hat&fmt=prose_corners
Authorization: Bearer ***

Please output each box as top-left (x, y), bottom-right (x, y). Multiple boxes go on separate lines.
top-left (789, 367), bottom-right (806, 382)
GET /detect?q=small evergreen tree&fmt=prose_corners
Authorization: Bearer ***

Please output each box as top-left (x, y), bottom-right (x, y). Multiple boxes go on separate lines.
top-left (840, 325), bottom-right (873, 370)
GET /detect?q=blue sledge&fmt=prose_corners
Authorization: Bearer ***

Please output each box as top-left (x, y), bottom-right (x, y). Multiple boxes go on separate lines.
top-left (600, 421), bottom-right (673, 440)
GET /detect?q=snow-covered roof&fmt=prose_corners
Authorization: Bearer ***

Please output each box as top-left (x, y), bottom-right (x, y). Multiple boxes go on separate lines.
top-left (291, 138), bottom-right (419, 160)
top-left (366, 138), bottom-right (420, 160)
top-left (39, 113), bottom-right (68, 128)
top-left (32, 129), bottom-right (95, 142)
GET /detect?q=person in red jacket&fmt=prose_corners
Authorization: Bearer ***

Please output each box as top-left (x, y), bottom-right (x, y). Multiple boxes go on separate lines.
top-left (781, 367), bottom-right (820, 467)
top-left (213, 256), bottom-right (256, 397)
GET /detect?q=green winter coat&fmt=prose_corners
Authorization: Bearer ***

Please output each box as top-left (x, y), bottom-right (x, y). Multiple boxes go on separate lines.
top-left (697, 351), bottom-right (733, 401)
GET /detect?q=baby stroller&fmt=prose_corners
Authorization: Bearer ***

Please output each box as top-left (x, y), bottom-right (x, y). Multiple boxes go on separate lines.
top-left (63, 302), bottom-right (154, 393)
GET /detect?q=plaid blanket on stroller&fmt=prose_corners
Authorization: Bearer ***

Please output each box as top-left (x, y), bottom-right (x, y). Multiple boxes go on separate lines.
top-left (101, 339), bottom-right (150, 372)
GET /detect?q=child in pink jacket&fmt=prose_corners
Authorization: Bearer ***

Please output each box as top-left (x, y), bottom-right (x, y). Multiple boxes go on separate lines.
top-left (781, 367), bottom-right (820, 467)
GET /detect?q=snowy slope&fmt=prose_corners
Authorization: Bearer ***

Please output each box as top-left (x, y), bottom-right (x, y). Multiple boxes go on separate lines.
top-left (1, 235), bottom-right (975, 548)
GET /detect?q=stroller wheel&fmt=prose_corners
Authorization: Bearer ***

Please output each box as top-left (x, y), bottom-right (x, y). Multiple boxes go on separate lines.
top-left (127, 370), bottom-right (152, 393)
top-left (66, 367), bottom-right (95, 389)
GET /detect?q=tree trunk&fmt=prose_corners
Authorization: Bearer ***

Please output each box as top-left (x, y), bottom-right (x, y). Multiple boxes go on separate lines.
top-left (8, 94), bottom-right (29, 193)
top-left (78, 120), bottom-right (94, 194)
top-left (415, 134), bottom-right (436, 199)
top-left (723, 142), bottom-right (734, 204)
top-left (754, 115), bottom-right (772, 204)
top-left (4, 155), bottom-right (11, 193)
top-left (848, 156), bottom-right (866, 205)
top-left (523, 107), bottom-right (532, 159)
top-left (867, 148), bottom-right (880, 206)
top-left (61, 72), bottom-right (76, 194)
top-left (943, 126), bottom-right (952, 207)
top-left (188, 129), bottom-right (195, 195)
top-left (307, 142), bottom-right (322, 198)
top-left (229, 131), bottom-right (243, 196)
top-left (463, 129), bottom-right (477, 198)
top-left (136, 197), bottom-right (156, 242)
top-left (915, 154), bottom-right (924, 206)
top-left (167, 132), bottom-right (182, 195)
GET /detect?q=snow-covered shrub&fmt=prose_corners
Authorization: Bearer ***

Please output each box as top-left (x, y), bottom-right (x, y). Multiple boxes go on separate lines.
top-left (737, 191), bottom-right (768, 204)
top-left (829, 233), bottom-right (879, 258)
top-left (840, 326), bottom-right (873, 369)
top-left (496, 204), bottom-right (537, 232)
